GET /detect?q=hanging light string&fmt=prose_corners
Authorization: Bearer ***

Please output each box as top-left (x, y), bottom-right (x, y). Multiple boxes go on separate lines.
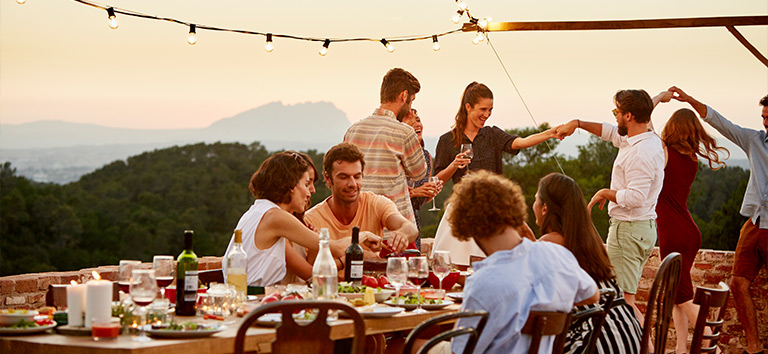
top-left (69, 0), bottom-right (462, 49)
top-left (483, 33), bottom-right (567, 175)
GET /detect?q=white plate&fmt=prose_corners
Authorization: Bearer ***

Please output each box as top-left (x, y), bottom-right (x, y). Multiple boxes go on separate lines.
top-left (383, 299), bottom-right (454, 311)
top-left (255, 313), bottom-right (328, 327)
top-left (0, 322), bottom-right (56, 335)
top-left (358, 306), bottom-right (405, 318)
top-left (373, 289), bottom-right (395, 303)
top-left (145, 325), bottom-right (225, 339)
top-left (446, 292), bottom-right (463, 302)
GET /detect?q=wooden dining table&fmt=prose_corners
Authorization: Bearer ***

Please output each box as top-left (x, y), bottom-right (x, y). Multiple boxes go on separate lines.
top-left (0, 303), bottom-right (461, 354)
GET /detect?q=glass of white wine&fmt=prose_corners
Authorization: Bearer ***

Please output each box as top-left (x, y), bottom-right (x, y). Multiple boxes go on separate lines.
top-left (428, 176), bottom-right (441, 211)
top-left (431, 251), bottom-right (452, 291)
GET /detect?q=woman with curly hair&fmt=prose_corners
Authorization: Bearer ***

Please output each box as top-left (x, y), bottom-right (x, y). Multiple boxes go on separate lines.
top-left (654, 107), bottom-right (728, 354)
top-left (534, 173), bottom-right (642, 354)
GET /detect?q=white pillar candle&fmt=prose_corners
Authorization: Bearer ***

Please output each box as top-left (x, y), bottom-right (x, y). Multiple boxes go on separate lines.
top-left (66, 282), bottom-right (86, 327)
top-left (85, 279), bottom-right (113, 329)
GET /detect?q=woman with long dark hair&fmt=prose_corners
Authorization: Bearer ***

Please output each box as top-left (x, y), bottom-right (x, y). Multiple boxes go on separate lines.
top-left (655, 107), bottom-right (728, 353)
top-left (535, 173), bottom-right (642, 354)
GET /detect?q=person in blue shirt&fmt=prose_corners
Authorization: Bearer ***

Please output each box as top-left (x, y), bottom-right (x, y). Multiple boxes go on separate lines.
top-left (446, 170), bottom-right (599, 354)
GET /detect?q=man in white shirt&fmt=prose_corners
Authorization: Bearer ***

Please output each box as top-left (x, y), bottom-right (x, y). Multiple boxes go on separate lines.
top-left (557, 89), bottom-right (664, 322)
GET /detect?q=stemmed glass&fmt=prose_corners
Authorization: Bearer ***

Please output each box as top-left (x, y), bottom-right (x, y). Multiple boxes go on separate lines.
top-left (118, 260), bottom-right (141, 294)
top-left (130, 269), bottom-right (158, 342)
top-left (460, 143), bottom-right (474, 160)
top-left (431, 251), bottom-right (452, 291)
top-left (408, 256), bottom-right (429, 314)
top-left (428, 176), bottom-right (441, 212)
top-left (386, 257), bottom-right (408, 306)
top-left (152, 256), bottom-right (174, 305)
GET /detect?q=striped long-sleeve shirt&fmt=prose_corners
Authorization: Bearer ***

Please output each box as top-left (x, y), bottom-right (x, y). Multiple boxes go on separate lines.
top-left (344, 108), bottom-right (427, 224)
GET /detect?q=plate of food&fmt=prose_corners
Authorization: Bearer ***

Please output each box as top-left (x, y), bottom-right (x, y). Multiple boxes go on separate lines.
top-left (0, 318), bottom-right (56, 335)
top-left (357, 305), bottom-right (405, 318)
top-left (383, 295), bottom-right (454, 311)
top-left (255, 311), bottom-right (325, 327)
top-left (146, 322), bottom-right (225, 338)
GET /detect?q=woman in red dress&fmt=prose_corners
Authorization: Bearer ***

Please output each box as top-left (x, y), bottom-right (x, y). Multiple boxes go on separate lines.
top-left (656, 108), bottom-right (728, 354)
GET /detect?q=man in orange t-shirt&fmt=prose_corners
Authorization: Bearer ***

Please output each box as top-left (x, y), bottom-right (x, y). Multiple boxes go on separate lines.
top-left (305, 143), bottom-right (417, 260)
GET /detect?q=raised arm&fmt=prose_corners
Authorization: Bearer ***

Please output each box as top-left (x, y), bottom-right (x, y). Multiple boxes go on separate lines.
top-left (509, 125), bottom-right (561, 149)
top-left (558, 119), bottom-right (603, 138)
top-left (668, 86), bottom-right (707, 118)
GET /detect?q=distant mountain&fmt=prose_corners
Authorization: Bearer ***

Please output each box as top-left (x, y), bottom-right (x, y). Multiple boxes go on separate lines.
top-left (0, 101), bottom-right (352, 183)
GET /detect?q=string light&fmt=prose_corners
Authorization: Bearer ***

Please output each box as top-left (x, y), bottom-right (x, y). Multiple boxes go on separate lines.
top-left (456, 0), bottom-right (468, 11)
top-left (16, 0), bottom-right (27, 4)
top-left (432, 35), bottom-right (440, 51)
top-left (265, 33), bottom-right (274, 52)
top-left (381, 38), bottom-right (394, 53)
top-left (472, 32), bottom-right (485, 45)
top-left (187, 24), bottom-right (197, 45)
top-left (477, 18), bottom-right (489, 30)
top-left (452, 10), bottom-right (464, 24)
top-left (106, 8), bottom-right (118, 29)
top-left (319, 39), bottom-right (330, 56)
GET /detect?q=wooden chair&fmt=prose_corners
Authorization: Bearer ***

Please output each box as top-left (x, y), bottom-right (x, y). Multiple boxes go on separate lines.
top-left (690, 282), bottom-right (729, 354)
top-left (233, 300), bottom-right (365, 354)
top-left (521, 311), bottom-right (572, 354)
top-left (640, 252), bottom-right (682, 354)
top-left (46, 282), bottom-right (120, 308)
top-left (198, 269), bottom-right (224, 286)
top-left (403, 310), bottom-right (489, 354)
top-left (553, 289), bottom-right (615, 354)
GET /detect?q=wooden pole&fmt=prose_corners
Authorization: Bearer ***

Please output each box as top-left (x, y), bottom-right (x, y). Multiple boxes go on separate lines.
top-left (462, 16), bottom-right (768, 67)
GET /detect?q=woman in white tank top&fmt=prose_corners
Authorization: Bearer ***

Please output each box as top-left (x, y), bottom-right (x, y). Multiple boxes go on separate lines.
top-left (223, 152), bottom-right (382, 287)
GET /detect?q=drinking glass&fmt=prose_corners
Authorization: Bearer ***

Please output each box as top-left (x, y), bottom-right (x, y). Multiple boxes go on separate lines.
top-left (431, 251), bottom-right (452, 291)
top-left (428, 176), bottom-right (441, 212)
top-left (386, 257), bottom-right (408, 306)
top-left (152, 255), bottom-right (174, 307)
top-left (118, 260), bottom-right (141, 294)
top-left (408, 256), bottom-right (429, 313)
top-left (460, 143), bottom-right (474, 160)
top-left (130, 269), bottom-right (157, 342)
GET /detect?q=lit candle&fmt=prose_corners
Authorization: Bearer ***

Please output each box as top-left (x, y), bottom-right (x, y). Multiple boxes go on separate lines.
top-left (85, 271), bottom-right (113, 329)
top-left (66, 280), bottom-right (86, 327)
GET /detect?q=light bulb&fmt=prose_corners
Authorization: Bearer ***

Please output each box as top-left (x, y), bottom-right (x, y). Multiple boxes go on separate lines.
top-left (16, 0), bottom-right (26, 4)
top-left (457, 1), bottom-right (467, 11)
top-left (452, 13), bottom-right (461, 24)
top-left (432, 35), bottom-right (440, 51)
top-left (107, 8), bottom-right (118, 29)
top-left (381, 39), bottom-right (394, 53)
top-left (472, 32), bottom-right (484, 45)
top-left (265, 33), bottom-right (274, 52)
top-left (319, 39), bottom-right (330, 56)
top-left (478, 18), bottom-right (488, 30)
top-left (187, 24), bottom-right (197, 45)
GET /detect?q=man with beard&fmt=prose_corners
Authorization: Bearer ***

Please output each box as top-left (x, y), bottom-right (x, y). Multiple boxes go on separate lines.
top-left (344, 68), bottom-right (427, 226)
top-left (305, 143), bottom-right (417, 260)
top-left (557, 89), bottom-right (664, 323)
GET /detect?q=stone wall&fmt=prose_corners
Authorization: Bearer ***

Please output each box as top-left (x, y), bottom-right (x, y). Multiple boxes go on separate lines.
top-left (2, 248), bottom-right (766, 353)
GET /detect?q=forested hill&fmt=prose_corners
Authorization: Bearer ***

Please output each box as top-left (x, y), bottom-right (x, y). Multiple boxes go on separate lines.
top-left (0, 135), bottom-right (749, 276)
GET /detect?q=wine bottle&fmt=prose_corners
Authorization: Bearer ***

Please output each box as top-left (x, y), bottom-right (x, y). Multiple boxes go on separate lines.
top-left (175, 230), bottom-right (198, 316)
top-left (225, 230), bottom-right (247, 303)
top-left (312, 228), bottom-right (338, 301)
top-left (344, 226), bottom-right (364, 285)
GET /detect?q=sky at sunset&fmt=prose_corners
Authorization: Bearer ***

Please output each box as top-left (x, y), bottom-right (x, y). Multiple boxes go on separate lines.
top-left (1, 0), bottom-right (766, 141)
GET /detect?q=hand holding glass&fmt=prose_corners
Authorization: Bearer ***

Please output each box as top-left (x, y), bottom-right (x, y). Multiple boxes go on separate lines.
top-left (460, 143), bottom-right (474, 160)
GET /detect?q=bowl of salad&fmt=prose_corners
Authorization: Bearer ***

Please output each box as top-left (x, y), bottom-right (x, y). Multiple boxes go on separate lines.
top-left (0, 309), bottom-right (38, 326)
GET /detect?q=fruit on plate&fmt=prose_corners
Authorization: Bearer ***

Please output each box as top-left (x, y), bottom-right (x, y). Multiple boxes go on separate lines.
top-left (377, 275), bottom-right (389, 288)
top-left (261, 293), bottom-right (282, 304)
top-left (282, 292), bottom-right (304, 301)
top-left (362, 275), bottom-right (378, 288)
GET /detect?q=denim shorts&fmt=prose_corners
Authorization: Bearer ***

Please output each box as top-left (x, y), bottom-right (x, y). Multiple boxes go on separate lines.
top-left (606, 218), bottom-right (657, 294)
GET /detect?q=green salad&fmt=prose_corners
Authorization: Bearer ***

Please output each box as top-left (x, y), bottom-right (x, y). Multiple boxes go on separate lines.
top-left (8, 319), bottom-right (37, 328)
top-left (392, 294), bottom-right (440, 305)
top-left (163, 321), bottom-right (214, 331)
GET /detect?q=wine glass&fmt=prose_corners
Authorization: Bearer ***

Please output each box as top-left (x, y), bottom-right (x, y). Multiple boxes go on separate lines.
top-left (428, 176), bottom-right (441, 212)
top-left (152, 256), bottom-right (174, 306)
top-left (408, 256), bottom-right (429, 314)
top-left (130, 269), bottom-right (158, 342)
top-left (118, 260), bottom-right (141, 294)
top-left (431, 251), bottom-right (452, 291)
top-left (386, 257), bottom-right (408, 306)
top-left (460, 143), bottom-right (474, 160)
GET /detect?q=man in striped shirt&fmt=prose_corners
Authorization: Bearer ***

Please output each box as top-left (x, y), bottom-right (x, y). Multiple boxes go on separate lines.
top-left (344, 68), bottom-right (427, 225)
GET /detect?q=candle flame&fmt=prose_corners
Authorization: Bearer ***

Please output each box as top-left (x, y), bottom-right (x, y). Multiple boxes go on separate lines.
top-left (70, 280), bottom-right (78, 286)
top-left (92, 271), bottom-right (101, 280)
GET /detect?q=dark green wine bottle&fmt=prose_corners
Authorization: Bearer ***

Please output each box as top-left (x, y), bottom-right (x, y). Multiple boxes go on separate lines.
top-left (176, 230), bottom-right (198, 316)
top-left (344, 226), bottom-right (364, 285)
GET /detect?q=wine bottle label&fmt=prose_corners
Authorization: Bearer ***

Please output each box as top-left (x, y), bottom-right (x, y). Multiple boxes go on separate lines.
top-left (184, 271), bottom-right (198, 292)
top-left (350, 261), bottom-right (363, 278)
